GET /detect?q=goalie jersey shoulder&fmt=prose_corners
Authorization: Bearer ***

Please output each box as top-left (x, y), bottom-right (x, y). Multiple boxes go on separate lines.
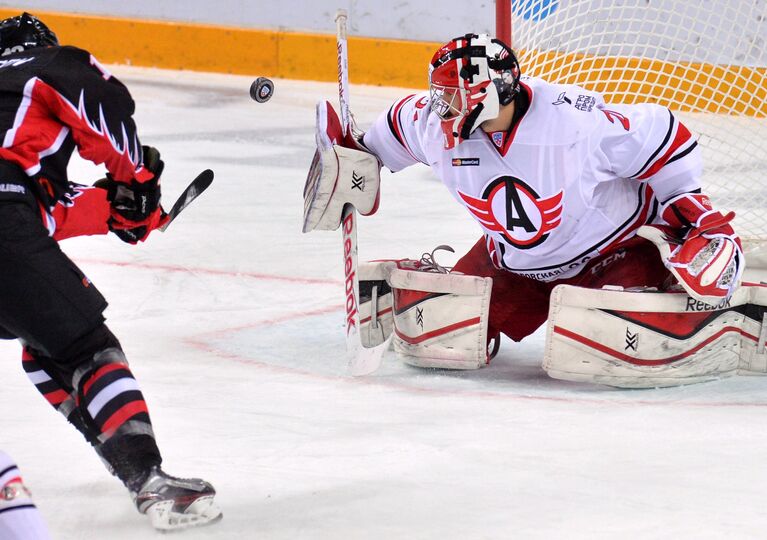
top-left (368, 92), bottom-right (434, 170)
top-left (509, 76), bottom-right (606, 147)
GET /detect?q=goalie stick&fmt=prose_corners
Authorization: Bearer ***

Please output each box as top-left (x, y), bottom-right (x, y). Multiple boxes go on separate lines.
top-left (335, 10), bottom-right (392, 376)
top-left (159, 169), bottom-right (214, 232)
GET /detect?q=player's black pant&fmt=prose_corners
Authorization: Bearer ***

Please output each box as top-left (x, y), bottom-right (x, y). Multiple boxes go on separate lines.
top-left (0, 199), bottom-right (107, 356)
top-left (0, 197), bottom-right (161, 486)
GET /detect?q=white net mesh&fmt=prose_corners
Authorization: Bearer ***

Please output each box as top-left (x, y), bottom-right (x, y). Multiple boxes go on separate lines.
top-left (510, 0), bottom-right (767, 246)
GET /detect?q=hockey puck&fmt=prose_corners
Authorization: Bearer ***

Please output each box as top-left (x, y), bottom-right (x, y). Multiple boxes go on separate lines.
top-left (250, 77), bottom-right (274, 103)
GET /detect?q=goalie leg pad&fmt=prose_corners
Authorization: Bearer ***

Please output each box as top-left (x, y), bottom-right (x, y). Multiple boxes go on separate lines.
top-left (389, 268), bottom-right (493, 370)
top-left (739, 284), bottom-right (767, 375)
top-left (543, 283), bottom-right (767, 388)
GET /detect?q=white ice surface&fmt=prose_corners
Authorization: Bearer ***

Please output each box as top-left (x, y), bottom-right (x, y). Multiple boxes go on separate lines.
top-left (2, 67), bottom-right (767, 539)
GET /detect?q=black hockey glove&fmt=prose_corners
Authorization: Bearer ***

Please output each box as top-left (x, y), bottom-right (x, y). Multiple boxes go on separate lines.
top-left (106, 145), bottom-right (164, 222)
top-left (95, 146), bottom-right (169, 243)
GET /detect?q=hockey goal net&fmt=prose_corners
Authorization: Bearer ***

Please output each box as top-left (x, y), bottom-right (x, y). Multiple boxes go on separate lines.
top-left (499, 0), bottom-right (767, 248)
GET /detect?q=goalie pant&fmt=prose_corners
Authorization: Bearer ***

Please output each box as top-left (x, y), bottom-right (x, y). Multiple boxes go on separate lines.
top-left (453, 234), bottom-right (672, 344)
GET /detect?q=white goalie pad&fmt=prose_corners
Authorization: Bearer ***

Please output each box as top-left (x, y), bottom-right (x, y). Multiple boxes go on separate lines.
top-left (544, 283), bottom-right (767, 388)
top-left (389, 267), bottom-right (493, 370)
top-left (303, 101), bottom-right (381, 233)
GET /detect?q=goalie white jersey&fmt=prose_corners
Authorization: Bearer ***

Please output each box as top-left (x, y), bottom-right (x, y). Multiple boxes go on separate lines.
top-left (363, 76), bottom-right (701, 281)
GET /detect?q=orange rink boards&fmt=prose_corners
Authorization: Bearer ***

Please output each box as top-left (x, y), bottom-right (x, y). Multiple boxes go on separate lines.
top-left (0, 8), bottom-right (765, 115)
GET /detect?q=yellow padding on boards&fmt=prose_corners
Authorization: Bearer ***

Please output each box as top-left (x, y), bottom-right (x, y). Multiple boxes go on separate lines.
top-left (0, 7), bottom-right (438, 88)
top-left (1, 7), bottom-right (764, 115)
top-left (524, 50), bottom-right (767, 117)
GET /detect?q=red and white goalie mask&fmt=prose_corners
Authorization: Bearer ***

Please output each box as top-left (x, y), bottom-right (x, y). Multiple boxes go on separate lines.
top-left (429, 33), bottom-right (521, 149)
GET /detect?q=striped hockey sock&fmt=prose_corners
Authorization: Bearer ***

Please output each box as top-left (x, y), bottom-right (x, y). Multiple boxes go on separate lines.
top-left (21, 347), bottom-right (101, 448)
top-left (70, 348), bottom-right (161, 485)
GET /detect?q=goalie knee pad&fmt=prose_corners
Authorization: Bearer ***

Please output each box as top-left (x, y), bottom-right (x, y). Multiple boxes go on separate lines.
top-left (544, 283), bottom-right (767, 388)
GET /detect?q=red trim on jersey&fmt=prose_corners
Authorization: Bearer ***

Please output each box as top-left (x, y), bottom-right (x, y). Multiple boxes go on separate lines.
top-left (636, 121), bottom-right (693, 180)
top-left (82, 363), bottom-right (126, 396)
top-left (600, 183), bottom-right (655, 253)
top-left (485, 236), bottom-right (501, 267)
top-left (554, 325), bottom-right (756, 366)
top-left (100, 400), bottom-right (149, 435)
top-left (395, 317), bottom-right (482, 345)
top-left (0, 77), bottom-right (141, 183)
top-left (484, 81), bottom-right (532, 157)
top-left (51, 186), bottom-right (111, 240)
top-left (388, 94), bottom-right (419, 162)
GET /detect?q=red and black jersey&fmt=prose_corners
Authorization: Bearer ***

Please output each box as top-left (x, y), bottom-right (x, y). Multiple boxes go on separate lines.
top-left (0, 45), bottom-right (147, 209)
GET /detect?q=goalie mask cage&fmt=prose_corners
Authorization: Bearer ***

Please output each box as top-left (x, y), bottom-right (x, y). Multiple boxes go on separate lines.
top-left (497, 0), bottom-right (767, 248)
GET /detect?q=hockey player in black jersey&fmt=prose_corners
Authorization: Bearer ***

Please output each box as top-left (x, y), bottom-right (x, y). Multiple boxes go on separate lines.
top-left (0, 13), bottom-right (221, 531)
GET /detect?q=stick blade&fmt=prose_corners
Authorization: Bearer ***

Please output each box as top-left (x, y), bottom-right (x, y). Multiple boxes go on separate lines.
top-left (348, 336), bottom-right (393, 376)
top-left (160, 169), bottom-right (214, 231)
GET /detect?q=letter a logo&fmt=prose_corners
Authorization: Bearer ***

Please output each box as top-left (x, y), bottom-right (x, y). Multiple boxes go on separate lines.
top-left (458, 176), bottom-right (564, 249)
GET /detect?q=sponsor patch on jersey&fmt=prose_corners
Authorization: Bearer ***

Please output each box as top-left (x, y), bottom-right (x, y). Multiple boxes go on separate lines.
top-left (451, 158), bottom-right (480, 167)
top-left (552, 92), bottom-right (571, 106)
top-left (457, 176), bottom-right (564, 250)
top-left (0, 183), bottom-right (26, 194)
top-left (0, 57), bottom-right (34, 69)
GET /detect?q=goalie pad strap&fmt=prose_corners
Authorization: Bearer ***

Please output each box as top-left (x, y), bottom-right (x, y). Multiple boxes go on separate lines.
top-left (544, 283), bottom-right (767, 388)
top-left (358, 261), bottom-right (396, 348)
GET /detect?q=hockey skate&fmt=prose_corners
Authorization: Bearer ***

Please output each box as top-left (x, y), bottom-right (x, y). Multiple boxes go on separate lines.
top-left (132, 467), bottom-right (222, 531)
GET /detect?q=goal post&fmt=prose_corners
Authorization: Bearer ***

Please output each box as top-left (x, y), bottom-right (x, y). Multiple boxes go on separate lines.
top-left (496, 0), bottom-right (767, 247)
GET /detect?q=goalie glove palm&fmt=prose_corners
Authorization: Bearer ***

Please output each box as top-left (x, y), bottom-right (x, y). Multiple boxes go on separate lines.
top-left (638, 193), bottom-right (743, 303)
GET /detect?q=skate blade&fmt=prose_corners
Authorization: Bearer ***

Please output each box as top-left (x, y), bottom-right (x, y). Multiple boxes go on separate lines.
top-left (146, 496), bottom-right (223, 532)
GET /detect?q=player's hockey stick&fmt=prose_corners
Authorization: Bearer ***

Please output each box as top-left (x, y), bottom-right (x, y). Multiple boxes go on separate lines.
top-left (335, 10), bottom-right (392, 376)
top-left (159, 169), bottom-right (214, 232)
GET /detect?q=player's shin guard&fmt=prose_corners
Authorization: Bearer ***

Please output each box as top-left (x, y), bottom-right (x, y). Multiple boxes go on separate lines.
top-left (71, 347), bottom-right (161, 486)
top-left (21, 346), bottom-right (110, 471)
top-left (544, 283), bottom-right (767, 388)
top-left (22, 347), bottom-right (81, 427)
top-left (389, 266), bottom-right (493, 369)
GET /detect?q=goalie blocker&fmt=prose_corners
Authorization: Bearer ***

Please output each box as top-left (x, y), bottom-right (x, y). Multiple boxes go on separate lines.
top-left (545, 283), bottom-right (767, 388)
top-left (303, 100), bottom-right (382, 233)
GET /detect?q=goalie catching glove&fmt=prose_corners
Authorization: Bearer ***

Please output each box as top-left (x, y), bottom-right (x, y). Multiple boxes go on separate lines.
top-left (303, 100), bottom-right (382, 232)
top-left (638, 192), bottom-right (744, 304)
